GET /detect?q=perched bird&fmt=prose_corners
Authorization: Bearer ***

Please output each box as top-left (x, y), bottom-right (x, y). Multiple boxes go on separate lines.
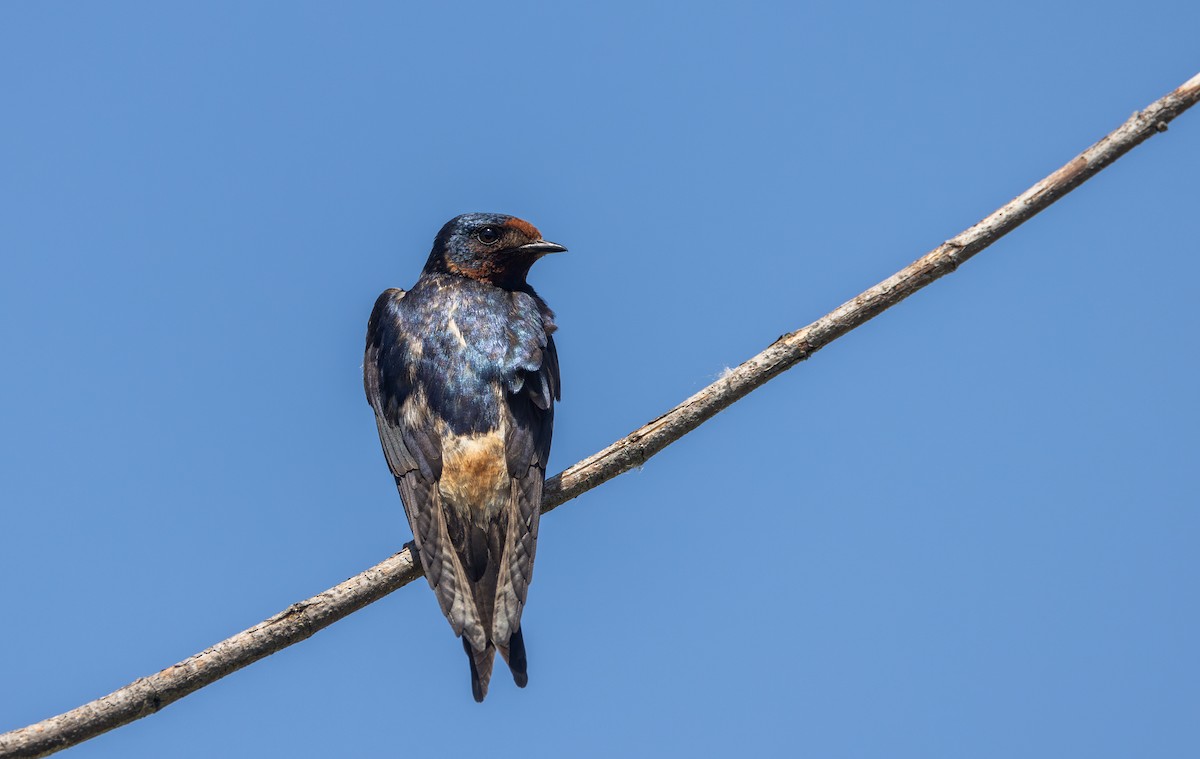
top-left (364, 213), bottom-right (565, 702)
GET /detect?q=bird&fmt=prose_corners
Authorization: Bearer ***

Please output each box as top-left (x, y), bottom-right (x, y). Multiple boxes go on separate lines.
top-left (364, 213), bottom-right (565, 702)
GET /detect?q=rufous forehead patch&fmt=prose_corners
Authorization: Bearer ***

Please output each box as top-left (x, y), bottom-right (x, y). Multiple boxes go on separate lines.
top-left (504, 217), bottom-right (541, 240)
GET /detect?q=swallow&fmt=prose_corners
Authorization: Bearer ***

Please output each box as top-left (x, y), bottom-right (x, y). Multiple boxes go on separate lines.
top-left (364, 213), bottom-right (564, 702)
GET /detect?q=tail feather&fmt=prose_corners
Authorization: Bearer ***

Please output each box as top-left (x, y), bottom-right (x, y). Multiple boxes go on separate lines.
top-left (463, 638), bottom-right (496, 703)
top-left (498, 626), bottom-right (529, 688)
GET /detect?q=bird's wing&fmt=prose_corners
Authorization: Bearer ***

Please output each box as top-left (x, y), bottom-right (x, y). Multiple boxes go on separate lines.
top-left (365, 289), bottom-right (430, 478)
top-left (493, 331), bottom-right (559, 652)
top-left (364, 288), bottom-right (487, 648)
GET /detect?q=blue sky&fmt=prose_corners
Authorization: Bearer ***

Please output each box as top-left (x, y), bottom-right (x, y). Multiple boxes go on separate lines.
top-left (2, 2), bottom-right (1198, 757)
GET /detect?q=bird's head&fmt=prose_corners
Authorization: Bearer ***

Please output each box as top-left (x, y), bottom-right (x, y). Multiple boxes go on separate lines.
top-left (424, 213), bottom-right (567, 288)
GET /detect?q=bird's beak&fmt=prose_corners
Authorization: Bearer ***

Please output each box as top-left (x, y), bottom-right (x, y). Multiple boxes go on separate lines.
top-left (519, 239), bottom-right (568, 255)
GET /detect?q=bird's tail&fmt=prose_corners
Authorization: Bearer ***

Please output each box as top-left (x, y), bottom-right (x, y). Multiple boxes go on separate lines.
top-left (463, 627), bottom-right (529, 702)
top-left (463, 638), bottom-right (496, 703)
top-left (497, 626), bottom-right (529, 688)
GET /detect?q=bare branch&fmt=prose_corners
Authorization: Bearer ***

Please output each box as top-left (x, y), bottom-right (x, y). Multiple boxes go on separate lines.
top-left (3, 72), bottom-right (1197, 759)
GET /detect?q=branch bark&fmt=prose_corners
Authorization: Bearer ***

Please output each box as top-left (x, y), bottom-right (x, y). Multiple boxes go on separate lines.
top-left (3, 72), bottom-right (1198, 759)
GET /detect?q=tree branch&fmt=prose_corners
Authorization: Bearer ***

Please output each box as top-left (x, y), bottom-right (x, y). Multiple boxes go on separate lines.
top-left (3, 72), bottom-right (1198, 759)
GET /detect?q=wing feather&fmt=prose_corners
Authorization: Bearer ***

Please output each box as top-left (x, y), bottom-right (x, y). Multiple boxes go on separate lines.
top-left (491, 331), bottom-right (558, 646)
top-left (365, 288), bottom-right (487, 650)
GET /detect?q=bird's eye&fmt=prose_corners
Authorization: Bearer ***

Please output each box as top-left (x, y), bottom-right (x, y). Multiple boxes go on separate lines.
top-left (476, 226), bottom-right (501, 245)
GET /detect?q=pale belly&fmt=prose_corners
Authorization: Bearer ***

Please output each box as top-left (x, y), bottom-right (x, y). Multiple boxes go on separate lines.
top-left (437, 428), bottom-right (510, 520)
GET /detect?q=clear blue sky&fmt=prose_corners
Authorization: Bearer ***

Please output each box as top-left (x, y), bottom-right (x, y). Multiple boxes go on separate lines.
top-left (2, 3), bottom-right (1198, 757)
